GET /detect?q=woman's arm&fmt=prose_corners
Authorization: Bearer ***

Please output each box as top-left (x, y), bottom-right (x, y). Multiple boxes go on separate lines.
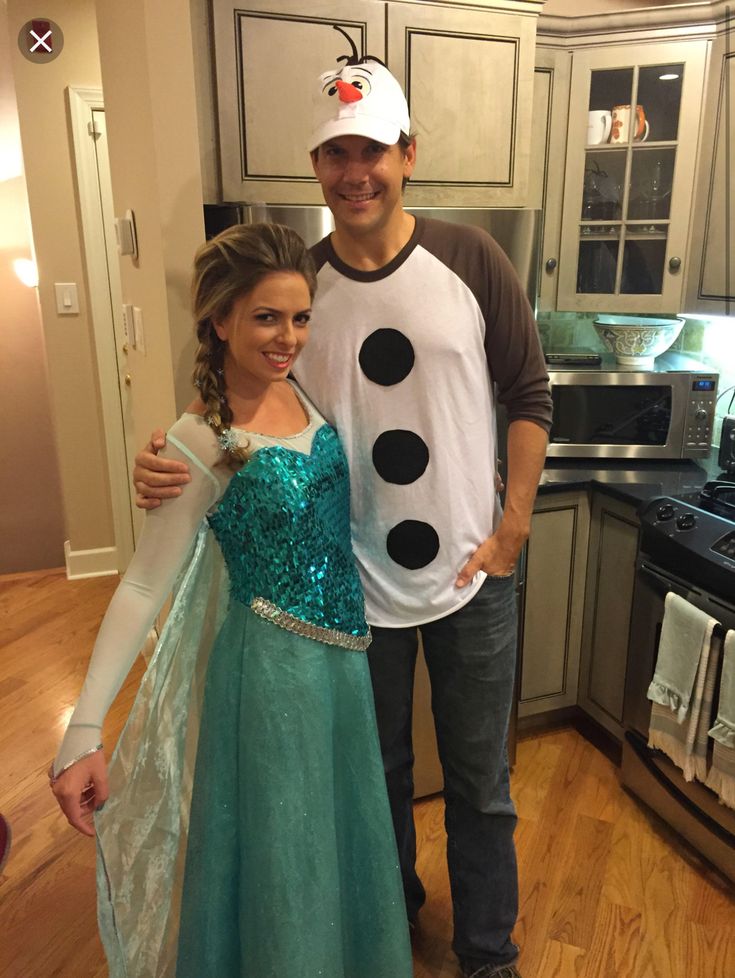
top-left (52, 425), bottom-right (221, 833)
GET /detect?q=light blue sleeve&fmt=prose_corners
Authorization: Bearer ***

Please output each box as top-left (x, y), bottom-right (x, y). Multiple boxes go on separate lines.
top-left (53, 417), bottom-right (224, 774)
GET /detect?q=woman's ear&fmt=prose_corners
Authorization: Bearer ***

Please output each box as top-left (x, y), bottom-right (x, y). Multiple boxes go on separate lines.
top-left (213, 319), bottom-right (228, 343)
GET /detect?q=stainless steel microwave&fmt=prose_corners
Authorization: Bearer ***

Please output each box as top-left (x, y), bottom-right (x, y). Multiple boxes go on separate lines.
top-left (547, 353), bottom-right (718, 459)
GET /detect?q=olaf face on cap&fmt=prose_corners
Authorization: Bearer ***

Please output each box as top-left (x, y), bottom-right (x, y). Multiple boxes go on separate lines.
top-left (308, 60), bottom-right (411, 152)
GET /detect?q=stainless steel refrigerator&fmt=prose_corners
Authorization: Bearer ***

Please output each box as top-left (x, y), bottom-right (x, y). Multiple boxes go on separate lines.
top-left (204, 203), bottom-right (541, 310)
top-left (203, 202), bottom-right (542, 794)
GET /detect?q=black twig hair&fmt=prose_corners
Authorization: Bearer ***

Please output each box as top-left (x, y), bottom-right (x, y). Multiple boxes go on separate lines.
top-left (333, 25), bottom-right (386, 67)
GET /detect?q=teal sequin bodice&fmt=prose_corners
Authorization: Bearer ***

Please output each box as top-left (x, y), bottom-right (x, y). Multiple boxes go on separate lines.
top-left (208, 424), bottom-right (368, 642)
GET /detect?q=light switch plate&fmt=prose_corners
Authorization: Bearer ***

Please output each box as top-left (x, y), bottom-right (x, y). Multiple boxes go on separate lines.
top-left (121, 303), bottom-right (133, 344)
top-left (133, 306), bottom-right (145, 355)
top-left (114, 209), bottom-right (138, 260)
top-left (54, 282), bottom-right (79, 314)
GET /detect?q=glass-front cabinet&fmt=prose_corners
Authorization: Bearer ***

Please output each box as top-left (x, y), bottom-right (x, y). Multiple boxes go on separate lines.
top-left (557, 41), bottom-right (707, 313)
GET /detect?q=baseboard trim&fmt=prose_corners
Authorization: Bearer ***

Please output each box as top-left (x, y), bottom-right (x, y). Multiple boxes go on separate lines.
top-left (64, 540), bottom-right (119, 580)
top-left (0, 566), bottom-right (66, 583)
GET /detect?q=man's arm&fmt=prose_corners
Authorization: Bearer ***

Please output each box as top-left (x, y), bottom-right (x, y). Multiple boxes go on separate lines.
top-left (133, 431), bottom-right (191, 510)
top-left (453, 230), bottom-right (551, 586)
top-left (455, 419), bottom-right (547, 587)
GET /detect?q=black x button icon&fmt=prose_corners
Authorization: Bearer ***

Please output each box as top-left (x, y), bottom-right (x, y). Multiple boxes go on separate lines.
top-left (30, 23), bottom-right (53, 53)
top-left (18, 18), bottom-right (64, 63)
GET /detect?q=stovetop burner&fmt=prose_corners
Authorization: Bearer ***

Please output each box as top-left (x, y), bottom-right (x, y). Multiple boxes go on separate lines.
top-left (677, 479), bottom-right (735, 520)
top-left (638, 481), bottom-right (735, 605)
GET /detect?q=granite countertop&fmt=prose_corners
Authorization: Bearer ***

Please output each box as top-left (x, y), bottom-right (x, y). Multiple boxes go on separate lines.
top-left (538, 450), bottom-right (729, 510)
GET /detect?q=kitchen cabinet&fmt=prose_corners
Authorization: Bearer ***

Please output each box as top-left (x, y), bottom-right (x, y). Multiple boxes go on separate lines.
top-left (578, 494), bottom-right (640, 741)
top-left (212, 0), bottom-right (386, 204)
top-left (390, 1), bottom-right (537, 207)
top-left (519, 491), bottom-right (590, 718)
top-left (556, 40), bottom-right (708, 314)
top-left (531, 46), bottom-right (572, 313)
top-left (685, 24), bottom-right (735, 314)
top-left (212, 0), bottom-right (540, 205)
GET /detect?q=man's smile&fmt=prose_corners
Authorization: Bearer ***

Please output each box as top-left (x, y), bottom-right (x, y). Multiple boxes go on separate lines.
top-left (339, 191), bottom-right (380, 202)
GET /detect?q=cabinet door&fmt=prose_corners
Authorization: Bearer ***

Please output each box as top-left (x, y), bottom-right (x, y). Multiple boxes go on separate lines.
top-left (213, 0), bottom-right (385, 203)
top-left (519, 491), bottom-right (590, 717)
top-left (578, 494), bottom-right (639, 741)
top-left (686, 32), bottom-right (735, 313)
top-left (388, 2), bottom-right (537, 206)
top-left (557, 41), bottom-right (707, 313)
top-left (532, 47), bottom-right (572, 313)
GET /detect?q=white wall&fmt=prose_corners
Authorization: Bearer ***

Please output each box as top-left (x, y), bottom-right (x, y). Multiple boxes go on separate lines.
top-left (95, 0), bottom-right (206, 424)
top-left (0, 1), bottom-right (66, 573)
top-left (6, 0), bottom-right (113, 570)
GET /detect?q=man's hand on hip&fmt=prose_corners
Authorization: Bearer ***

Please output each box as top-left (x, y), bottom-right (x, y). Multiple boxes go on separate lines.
top-left (455, 522), bottom-right (525, 588)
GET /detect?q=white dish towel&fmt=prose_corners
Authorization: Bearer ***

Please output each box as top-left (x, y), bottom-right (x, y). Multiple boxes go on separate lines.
top-left (707, 630), bottom-right (735, 809)
top-left (646, 591), bottom-right (719, 781)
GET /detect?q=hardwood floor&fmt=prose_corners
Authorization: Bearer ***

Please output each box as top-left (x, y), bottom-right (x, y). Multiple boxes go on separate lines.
top-left (413, 732), bottom-right (735, 977)
top-left (1, 570), bottom-right (733, 978)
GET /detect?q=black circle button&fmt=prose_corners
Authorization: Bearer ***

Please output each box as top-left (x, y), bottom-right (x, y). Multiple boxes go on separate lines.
top-left (386, 521), bottom-right (440, 570)
top-left (656, 504), bottom-right (675, 521)
top-left (372, 430), bottom-right (429, 485)
top-left (676, 513), bottom-right (697, 531)
top-left (359, 329), bottom-right (415, 386)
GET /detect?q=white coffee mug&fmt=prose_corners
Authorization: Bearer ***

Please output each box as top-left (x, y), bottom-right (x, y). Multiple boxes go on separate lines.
top-left (587, 110), bottom-right (612, 146)
top-left (610, 104), bottom-right (649, 143)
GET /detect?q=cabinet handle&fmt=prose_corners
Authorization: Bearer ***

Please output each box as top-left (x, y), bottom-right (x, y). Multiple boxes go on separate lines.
top-left (124, 374), bottom-right (132, 387)
top-left (668, 256), bottom-right (682, 272)
top-left (545, 258), bottom-right (558, 273)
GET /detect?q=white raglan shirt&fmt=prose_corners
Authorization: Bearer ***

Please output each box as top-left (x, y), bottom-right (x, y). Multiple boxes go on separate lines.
top-left (293, 217), bottom-right (551, 629)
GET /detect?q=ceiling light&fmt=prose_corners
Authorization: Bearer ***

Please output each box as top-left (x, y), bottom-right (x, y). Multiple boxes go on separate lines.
top-left (659, 73), bottom-right (680, 81)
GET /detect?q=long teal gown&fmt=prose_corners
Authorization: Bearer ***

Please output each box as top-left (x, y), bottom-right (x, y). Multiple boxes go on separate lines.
top-left (94, 403), bottom-right (412, 978)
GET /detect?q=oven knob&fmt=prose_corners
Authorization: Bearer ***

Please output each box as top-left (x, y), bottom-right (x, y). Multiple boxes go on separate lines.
top-left (676, 513), bottom-right (697, 531)
top-left (656, 504), bottom-right (675, 521)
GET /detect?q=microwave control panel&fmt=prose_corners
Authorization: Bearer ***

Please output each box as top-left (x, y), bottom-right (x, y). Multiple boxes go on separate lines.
top-left (684, 377), bottom-right (718, 455)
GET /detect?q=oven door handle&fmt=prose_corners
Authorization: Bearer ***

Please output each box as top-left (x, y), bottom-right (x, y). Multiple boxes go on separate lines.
top-left (638, 561), bottom-right (695, 599)
top-left (639, 563), bottom-right (674, 587)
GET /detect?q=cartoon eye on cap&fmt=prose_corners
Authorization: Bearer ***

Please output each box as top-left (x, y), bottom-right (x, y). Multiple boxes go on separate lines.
top-left (322, 68), bottom-right (373, 103)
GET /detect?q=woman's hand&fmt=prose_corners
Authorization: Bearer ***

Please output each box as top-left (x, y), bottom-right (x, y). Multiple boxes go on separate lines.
top-left (51, 751), bottom-right (109, 837)
top-left (133, 430), bottom-right (191, 510)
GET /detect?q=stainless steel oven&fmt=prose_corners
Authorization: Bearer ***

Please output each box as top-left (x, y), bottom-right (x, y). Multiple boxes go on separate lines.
top-left (547, 353), bottom-right (718, 460)
top-left (622, 485), bottom-right (735, 882)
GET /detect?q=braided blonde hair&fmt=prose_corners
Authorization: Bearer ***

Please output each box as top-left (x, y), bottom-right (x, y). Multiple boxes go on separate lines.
top-left (191, 223), bottom-right (317, 468)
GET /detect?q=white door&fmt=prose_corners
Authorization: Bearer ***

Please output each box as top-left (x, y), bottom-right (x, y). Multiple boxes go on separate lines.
top-left (68, 88), bottom-right (137, 569)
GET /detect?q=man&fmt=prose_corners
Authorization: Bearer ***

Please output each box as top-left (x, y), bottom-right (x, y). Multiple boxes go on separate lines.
top-left (135, 50), bottom-right (551, 978)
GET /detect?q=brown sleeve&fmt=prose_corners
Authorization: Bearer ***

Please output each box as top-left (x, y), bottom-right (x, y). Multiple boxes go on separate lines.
top-left (418, 219), bottom-right (552, 432)
top-left (309, 235), bottom-right (332, 273)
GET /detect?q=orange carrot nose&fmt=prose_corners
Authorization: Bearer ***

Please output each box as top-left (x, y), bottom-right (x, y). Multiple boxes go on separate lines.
top-left (336, 79), bottom-right (363, 103)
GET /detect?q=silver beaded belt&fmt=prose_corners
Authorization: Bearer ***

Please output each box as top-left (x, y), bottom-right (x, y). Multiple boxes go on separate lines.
top-left (250, 596), bottom-right (371, 652)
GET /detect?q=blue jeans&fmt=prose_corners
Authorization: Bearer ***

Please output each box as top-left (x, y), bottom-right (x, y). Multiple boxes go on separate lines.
top-left (367, 576), bottom-right (519, 970)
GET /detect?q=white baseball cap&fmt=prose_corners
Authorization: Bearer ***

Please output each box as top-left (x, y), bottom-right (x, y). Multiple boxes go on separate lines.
top-left (308, 60), bottom-right (410, 152)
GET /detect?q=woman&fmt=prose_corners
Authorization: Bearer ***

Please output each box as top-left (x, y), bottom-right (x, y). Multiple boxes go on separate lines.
top-left (51, 224), bottom-right (412, 978)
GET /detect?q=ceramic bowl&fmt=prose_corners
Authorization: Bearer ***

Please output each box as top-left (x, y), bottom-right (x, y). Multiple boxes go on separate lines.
top-left (593, 315), bottom-right (685, 367)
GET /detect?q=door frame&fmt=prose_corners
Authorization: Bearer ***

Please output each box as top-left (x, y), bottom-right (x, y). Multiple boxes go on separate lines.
top-left (67, 86), bottom-right (135, 569)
